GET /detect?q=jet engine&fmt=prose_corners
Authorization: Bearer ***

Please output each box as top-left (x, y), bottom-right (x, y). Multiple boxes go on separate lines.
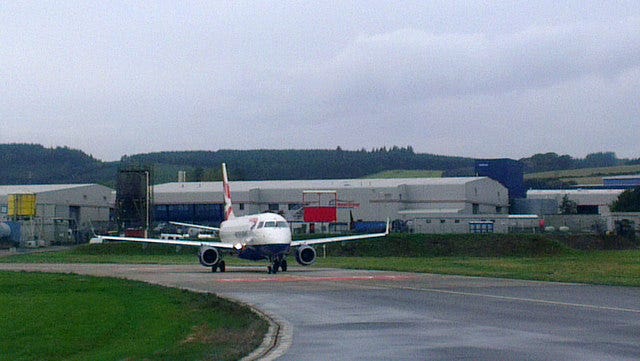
top-left (198, 246), bottom-right (220, 267)
top-left (294, 245), bottom-right (316, 266)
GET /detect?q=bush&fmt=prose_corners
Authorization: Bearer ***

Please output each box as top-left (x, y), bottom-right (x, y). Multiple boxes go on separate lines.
top-left (323, 233), bottom-right (573, 258)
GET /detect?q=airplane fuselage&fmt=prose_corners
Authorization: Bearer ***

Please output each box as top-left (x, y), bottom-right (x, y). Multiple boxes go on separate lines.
top-left (219, 212), bottom-right (292, 261)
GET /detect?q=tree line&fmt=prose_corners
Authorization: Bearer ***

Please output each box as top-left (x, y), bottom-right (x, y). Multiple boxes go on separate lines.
top-left (1, 143), bottom-right (639, 186)
top-left (520, 151), bottom-right (629, 172)
top-left (121, 146), bottom-right (475, 181)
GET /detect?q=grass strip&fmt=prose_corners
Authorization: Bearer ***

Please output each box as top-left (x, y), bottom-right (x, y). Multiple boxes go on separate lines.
top-left (315, 250), bottom-right (640, 287)
top-left (0, 243), bottom-right (197, 264)
top-left (0, 271), bottom-right (267, 361)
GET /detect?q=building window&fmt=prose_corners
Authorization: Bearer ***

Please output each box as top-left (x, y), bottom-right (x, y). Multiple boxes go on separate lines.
top-left (577, 205), bottom-right (599, 214)
top-left (440, 219), bottom-right (446, 223)
top-left (268, 203), bottom-right (279, 211)
top-left (472, 203), bottom-right (479, 214)
top-left (425, 219), bottom-right (431, 224)
top-left (496, 206), bottom-right (502, 213)
top-left (455, 219), bottom-right (460, 223)
top-left (239, 203), bottom-right (245, 210)
top-left (469, 222), bottom-right (494, 234)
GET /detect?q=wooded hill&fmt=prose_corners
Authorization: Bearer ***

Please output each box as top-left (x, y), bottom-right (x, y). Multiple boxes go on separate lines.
top-left (0, 144), bottom-right (119, 185)
top-left (1, 143), bottom-right (638, 187)
top-left (121, 147), bottom-right (475, 182)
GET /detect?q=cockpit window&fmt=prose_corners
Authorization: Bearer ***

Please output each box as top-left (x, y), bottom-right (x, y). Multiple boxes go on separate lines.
top-left (264, 221), bottom-right (276, 228)
top-left (277, 221), bottom-right (288, 228)
top-left (257, 222), bottom-right (264, 229)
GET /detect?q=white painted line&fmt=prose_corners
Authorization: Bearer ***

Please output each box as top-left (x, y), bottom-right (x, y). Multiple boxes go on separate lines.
top-left (400, 286), bottom-right (640, 314)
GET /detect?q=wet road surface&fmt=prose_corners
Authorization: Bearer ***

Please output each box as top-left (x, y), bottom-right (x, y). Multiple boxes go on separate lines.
top-left (1, 264), bottom-right (638, 360)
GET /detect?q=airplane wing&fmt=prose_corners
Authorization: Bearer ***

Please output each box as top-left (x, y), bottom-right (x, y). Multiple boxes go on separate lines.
top-left (169, 221), bottom-right (220, 231)
top-left (95, 235), bottom-right (235, 249)
top-left (290, 219), bottom-right (390, 247)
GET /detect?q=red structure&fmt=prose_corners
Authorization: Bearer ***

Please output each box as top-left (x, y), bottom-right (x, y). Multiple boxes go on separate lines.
top-left (303, 207), bottom-right (337, 223)
top-left (303, 190), bottom-right (337, 223)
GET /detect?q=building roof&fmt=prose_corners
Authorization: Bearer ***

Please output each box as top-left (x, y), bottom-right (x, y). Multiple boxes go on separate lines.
top-left (0, 184), bottom-right (99, 196)
top-left (527, 189), bottom-right (624, 207)
top-left (602, 174), bottom-right (640, 180)
top-left (154, 177), bottom-right (489, 194)
top-left (527, 189), bottom-right (624, 196)
top-left (398, 208), bottom-right (464, 215)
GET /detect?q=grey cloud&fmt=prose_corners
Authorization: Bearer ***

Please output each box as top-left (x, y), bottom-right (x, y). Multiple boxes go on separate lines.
top-left (288, 18), bottom-right (640, 110)
top-left (2, 2), bottom-right (639, 160)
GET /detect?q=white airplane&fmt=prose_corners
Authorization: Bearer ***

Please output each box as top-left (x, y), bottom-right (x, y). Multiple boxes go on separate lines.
top-left (97, 163), bottom-right (389, 273)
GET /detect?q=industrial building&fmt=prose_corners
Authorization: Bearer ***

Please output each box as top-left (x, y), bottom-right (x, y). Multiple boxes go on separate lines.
top-left (2, 169), bottom-right (635, 243)
top-left (153, 176), bottom-right (513, 234)
top-left (526, 189), bottom-right (624, 215)
top-left (523, 189), bottom-right (629, 233)
top-left (0, 184), bottom-right (114, 247)
top-left (602, 174), bottom-right (640, 189)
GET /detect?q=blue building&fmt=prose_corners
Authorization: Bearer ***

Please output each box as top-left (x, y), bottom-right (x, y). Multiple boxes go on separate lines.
top-left (602, 175), bottom-right (640, 189)
top-left (475, 159), bottom-right (526, 199)
top-left (154, 203), bottom-right (224, 223)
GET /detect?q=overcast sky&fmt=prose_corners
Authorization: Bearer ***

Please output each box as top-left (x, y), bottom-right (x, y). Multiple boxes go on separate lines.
top-left (2, 1), bottom-right (639, 161)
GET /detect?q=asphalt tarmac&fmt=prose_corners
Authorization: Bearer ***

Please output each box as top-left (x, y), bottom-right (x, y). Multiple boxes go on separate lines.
top-left (1, 263), bottom-right (638, 360)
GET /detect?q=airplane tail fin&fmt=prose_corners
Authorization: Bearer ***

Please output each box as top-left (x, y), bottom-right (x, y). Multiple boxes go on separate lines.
top-left (222, 163), bottom-right (235, 220)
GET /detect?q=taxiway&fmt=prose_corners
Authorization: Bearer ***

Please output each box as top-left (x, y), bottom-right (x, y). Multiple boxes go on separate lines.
top-left (0, 264), bottom-right (638, 360)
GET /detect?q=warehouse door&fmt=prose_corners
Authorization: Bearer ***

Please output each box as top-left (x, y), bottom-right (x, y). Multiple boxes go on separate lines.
top-left (69, 206), bottom-right (80, 243)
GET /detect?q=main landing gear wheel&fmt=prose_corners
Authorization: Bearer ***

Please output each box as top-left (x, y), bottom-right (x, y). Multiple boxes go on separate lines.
top-left (268, 259), bottom-right (281, 274)
top-left (211, 260), bottom-right (226, 273)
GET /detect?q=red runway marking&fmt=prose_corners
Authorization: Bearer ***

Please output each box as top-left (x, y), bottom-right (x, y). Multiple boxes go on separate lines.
top-left (215, 275), bottom-right (416, 283)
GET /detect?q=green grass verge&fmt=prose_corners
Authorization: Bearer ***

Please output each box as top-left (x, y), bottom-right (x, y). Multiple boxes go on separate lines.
top-left (315, 250), bottom-right (640, 287)
top-left (524, 164), bottom-right (640, 180)
top-left (0, 243), bottom-right (198, 264)
top-left (321, 233), bottom-right (576, 257)
top-left (0, 271), bottom-right (268, 361)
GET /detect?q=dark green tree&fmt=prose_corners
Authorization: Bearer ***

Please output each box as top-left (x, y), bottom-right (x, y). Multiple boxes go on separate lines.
top-left (559, 194), bottom-right (577, 214)
top-left (581, 152), bottom-right (619, 168)
top-left (611, 187), bottom-right (640, 212)
top-left (520, 152), bottom-right (576, 173)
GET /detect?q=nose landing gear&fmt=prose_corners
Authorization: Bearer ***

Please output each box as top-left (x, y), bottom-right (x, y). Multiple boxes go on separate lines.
top-left (267, 257), bottom-right (288, 274)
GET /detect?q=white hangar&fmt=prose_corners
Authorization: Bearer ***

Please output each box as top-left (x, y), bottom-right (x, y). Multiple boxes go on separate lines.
top-left (0, 184), bottom-right (114, 246)
top-left (152, 177), bottom-right (510, 234)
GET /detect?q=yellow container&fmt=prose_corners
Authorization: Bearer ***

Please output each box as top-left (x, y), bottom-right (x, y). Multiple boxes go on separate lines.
top-left (8, 193), bottom-right (37, 217)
